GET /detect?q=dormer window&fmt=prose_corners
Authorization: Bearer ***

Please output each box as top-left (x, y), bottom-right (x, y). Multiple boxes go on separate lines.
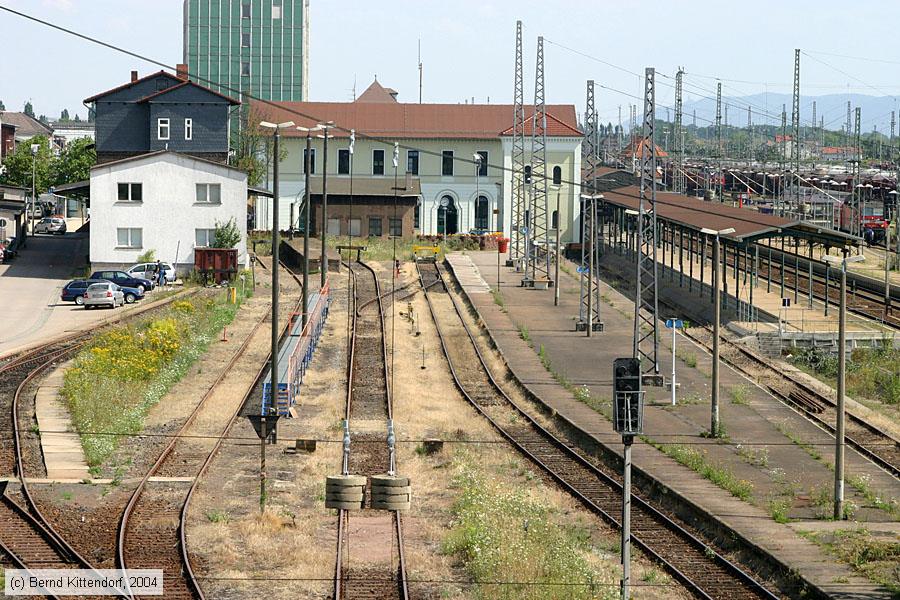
top-left (157, 118), bottom-right (170, 141)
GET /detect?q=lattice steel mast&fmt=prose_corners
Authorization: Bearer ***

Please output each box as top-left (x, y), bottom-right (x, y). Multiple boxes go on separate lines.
top-left (674, 68), bottom-right (684, 194)
top-left (746, 106), bottom-right (753, 167)
top-left (791, 49), bottom-right (801, 212)
top-left (851, 107), bottom-right (862, 237)
top-left (509, 20), bottom-right (527, 267)
top-left (524, 35), bottom-right (551, 286)
top-left (633, 68), bottom-right (660, 380)
top-left (715, 82), bottom-right (723, 201)
top-left (780, 105), bottom-right (787, 216)
top-left (577, 80), bottom-right (602, 332)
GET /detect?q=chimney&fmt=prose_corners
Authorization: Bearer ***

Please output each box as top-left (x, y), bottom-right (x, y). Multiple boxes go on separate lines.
top-left (131, 70), bottom-right (138, 82)
top-left (176, 64), bottom-right (189, 81)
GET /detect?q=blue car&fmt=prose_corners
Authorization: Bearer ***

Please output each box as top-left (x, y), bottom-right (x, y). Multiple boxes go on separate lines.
top-left (62, 279), bottom-right (145, 305)
top-left (89, 270), bottom-right (155, 292)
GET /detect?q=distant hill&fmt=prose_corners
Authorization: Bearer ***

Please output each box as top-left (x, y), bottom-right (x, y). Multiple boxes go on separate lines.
top-left (683, 93), bottom-right (898, 135)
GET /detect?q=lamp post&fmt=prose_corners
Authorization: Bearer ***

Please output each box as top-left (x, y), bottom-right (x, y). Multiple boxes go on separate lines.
top-left (297, 125), bottom-right (323, 329)
top-left (258, 119), bottom-right (294, 511)
top-left (317, 122), bottom-right (334, 289)
top-left (701, 227), bottom-right (735, 437)
top-left (473, 153), bottom-right (483, 233)
top-left (822, 252), bottom-right (865, 519)
top-left (30, 143), bottom-right (39, 236)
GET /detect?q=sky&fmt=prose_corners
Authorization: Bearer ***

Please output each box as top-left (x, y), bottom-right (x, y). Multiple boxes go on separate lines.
top-left (2, 0), bottom-right (899, 132)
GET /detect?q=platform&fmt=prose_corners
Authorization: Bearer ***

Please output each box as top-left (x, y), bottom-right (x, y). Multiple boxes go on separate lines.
top-left (34, 362), bottom-right (91, 480)
top-left (281, 237), bottom-right (342, 273)
top-left (444, 251), bottom-right (897, 600)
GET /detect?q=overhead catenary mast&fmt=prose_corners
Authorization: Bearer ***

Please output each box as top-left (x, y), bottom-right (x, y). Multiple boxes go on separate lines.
top-left (509, 20), bottom-right (527, 268)
top-left (791, 49), bottom-right (801, 212)
top-left (715, 82), bottom-right (723, 201)
top-left (577, 80), bottom-right (602, 333)
top-left (674, 68), bottom-right (684, 194)
top-left (523, 35), bottom-right (551, 286)
top-left (852, 107), bottom-right (862, 237)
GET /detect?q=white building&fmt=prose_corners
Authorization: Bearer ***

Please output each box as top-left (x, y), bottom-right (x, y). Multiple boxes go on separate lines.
top-left (49, 121), bottom-right (95, 150)
top-left (89, 151), bottom-right (248, 272)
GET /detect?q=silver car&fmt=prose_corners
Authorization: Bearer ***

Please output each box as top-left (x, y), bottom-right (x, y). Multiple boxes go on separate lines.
top-left (83, 282), bottom-right (124, 309)
top-left (34, 217), bottom-right (66, 235)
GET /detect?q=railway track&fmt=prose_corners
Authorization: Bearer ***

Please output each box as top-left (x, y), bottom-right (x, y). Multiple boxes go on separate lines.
top-left (334, 260), bottom-right (408, 600)
top-left (418, 260), bottom-right (782, 600)
top-left (117, 264), bottom-right (302, 599)
top-left (0, 290), bottom-right (197, 599)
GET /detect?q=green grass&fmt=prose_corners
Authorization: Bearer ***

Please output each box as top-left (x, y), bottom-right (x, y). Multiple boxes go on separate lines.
top-left (729, 384), bottom-right (750, 405)
top-left (847, 474), bottom-right (900, 520)
top-left (736, 444), bottom-right (769, 468)
top-left (801, 528), bottom-right (900, 594)
top-left (325, 234), bottom-right (483, 262)
top-left (646, 440), bottom-right (754, 501)
top-left (206, 509), bottom-right (230, 523)
top-left (789, 343), bottom-right (900, 406)
top-left (767, 496), bottom-right (792, 523)
top-left (443, 462), bottom-right (616, 600)
top-left (518, 324), bottom-right (531, 344)
top-left (675, 347), bottom-right (698, 368)
top-left (774, 422), bottom-right (822, 461)
top-left (61, 291), bottom-right (245, 466)
top-left (490, 288), bottom-right (506, 312)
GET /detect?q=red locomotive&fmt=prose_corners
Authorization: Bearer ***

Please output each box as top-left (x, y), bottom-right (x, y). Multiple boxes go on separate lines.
top-left (835, 199), bottom-right (889, 244)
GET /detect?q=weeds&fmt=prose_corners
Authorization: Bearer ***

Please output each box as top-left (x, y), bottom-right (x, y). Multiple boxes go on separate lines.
top-left (518, 324), bottom-right (531, 345)
top-left (729, 384), bottom-right (750, 405)
top-left (767, 496), bottom-right (792, 523)
top-left (206, 510), bottom-right (230, 523)
top-left (647, 440), bottom-right (753, 501)
top-left (490, 288), bottom-right (506, 312)
top-left (803, 528), bottom-right (900, 594)
top-left (736, 444), bottom-right (769, 468)
top-left (675, 347), bottom-right (698, 369)
top-left (847, 473), bottom-right (900, 520)
top-left (790, 345), bottom-right (900, 406)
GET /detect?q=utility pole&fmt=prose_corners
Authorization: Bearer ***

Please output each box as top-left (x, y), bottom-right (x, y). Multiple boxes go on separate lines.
top-left (618, 105), bottom-right (624, 151)
top-left (523, 35), bottom-right (551, 287)
top-left (319, 123), bottom-right (333, 289)
top-left (302, 129), bottom-right (311, 327)
top-left (509, 21), bottom-right (526, 268)
top-left (852, 107), bottom-right (862, 237)
top-left (674, 68), bottom-right (684, 194)
top-left (780, 105), bottom-right (787, 216)
top-left (791, 49), bottom-right (801, 212)
top-left (578, 80), bottom-right (602, 333)
top-left (417, 39), bottom-right (423, 104)
top-left (715, 82), bottom-right (723, 201)
top-left (634, 68), bottom-right (661, 382)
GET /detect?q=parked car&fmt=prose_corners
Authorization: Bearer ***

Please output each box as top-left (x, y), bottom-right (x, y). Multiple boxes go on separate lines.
top-left (83, 282), bottom-right (124, 309)
top-left (89, 270), bottom-right (154, 292)
top-left (127, 261), bottom-right (176, 284)
top-left (62, 279), bottom-right (144, 305)
top-left (34, 217), bottom-right (67, 235)
top-left (0, 237), bottom-right (18, 260)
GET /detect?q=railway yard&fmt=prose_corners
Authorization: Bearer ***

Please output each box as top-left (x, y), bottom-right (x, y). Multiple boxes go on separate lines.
top-left (0, 240), bottom-right (896, 599)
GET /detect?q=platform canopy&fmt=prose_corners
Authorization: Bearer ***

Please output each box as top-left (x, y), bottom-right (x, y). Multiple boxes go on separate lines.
top-left (600, 184), bottom-right (861, 248)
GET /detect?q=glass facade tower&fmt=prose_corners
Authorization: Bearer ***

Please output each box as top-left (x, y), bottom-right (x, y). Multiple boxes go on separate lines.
top-left (183, 0), bottom-right (309, 102)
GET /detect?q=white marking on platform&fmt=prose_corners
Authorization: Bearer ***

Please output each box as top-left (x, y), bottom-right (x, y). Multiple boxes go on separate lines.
top-left (445, 253), bottom-right (491, 293)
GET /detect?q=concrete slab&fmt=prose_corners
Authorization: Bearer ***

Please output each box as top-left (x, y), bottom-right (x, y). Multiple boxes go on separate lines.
top-left (34, 359), bottom-right (91, 480)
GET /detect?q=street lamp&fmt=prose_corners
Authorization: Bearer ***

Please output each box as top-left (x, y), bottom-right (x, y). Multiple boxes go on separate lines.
top-left (317, 122), bottom-right (335, 289)
top-left (700, 226), bottom-right (735, 437)
top-left (582, 193), bottom-right (605, 330)
top-left (30, 143), bottom-right (39, 235)
top-left (473, 153), bottom-right (483, 233)
top-left (821, 252), bottom-right (865, 520)
top-left (297, 124), bottom-right (323, 328)
top-left (257, 119), bottom-right (294, 511)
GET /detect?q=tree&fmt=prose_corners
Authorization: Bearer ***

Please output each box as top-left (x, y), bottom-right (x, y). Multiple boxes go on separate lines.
top-left (38, 115), bottom-right (49, 125)
top-left (0, 135), bottom-right (53, 194)
top-left (24, 101), bottom-right (34, 118)
top-left (212, 218), bottom-right (241, 248)
top-left (74, 114), bottom-right (81, 123)
top-left (87, 108), bottom-right (95, 123)
top-left (60, 109), bottom-right (70, 122)
top-left (52, 137), bottom-right (96, 186)
top-left (0, 99), bottom-right (5, 110)
top-left (230, 101), bottom-right (285, 187)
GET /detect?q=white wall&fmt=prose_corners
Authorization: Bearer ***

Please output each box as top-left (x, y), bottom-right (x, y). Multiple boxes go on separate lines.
top-left (90, 153), bottom-right (248, 271)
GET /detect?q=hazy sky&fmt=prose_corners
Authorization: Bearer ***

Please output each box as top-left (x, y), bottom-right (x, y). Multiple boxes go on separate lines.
top-left (2, 0), bottom-right (898, 130)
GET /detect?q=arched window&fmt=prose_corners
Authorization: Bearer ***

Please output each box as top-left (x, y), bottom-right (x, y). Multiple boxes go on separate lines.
top-left (524, 165), bottom-right (532, 184)
top-left (552, 165), bottom-right (562, 185)
top-left (551, 210), bottom-right (559, 229)
top-left (437, 195), bottom-right (458, 235)
top-left (475, 196), bottom-right (490, 231)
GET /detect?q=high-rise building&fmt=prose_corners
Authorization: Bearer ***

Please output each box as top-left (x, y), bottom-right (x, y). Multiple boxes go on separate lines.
top-left (183, 0), bottom-right (309, 102)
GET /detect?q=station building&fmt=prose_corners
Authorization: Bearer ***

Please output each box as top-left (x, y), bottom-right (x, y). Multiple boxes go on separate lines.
top-left (253, 79), bottom-right (584, 241)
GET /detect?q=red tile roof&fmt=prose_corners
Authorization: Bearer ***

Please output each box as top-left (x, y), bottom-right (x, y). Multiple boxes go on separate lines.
top-left (254, 100), bottom-right (581, 139)
top-left (618, 137), bottom-right (668, 158)
top-left (356, 80), bottom-right (398, 103)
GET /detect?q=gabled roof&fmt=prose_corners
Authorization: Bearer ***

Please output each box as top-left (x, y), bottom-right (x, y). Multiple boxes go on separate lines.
top-left (498, 111), bottom-right (583, 137)
top-left (134, 80), bottom-right (240, 105)
top-left (618, 137), bottom-right (668, 159)
top-left (0, 112), bottom-right (53, 137)
top-left (255, 101), bottom-right (581, 140)
top-left (356, 79), bottom-right (398, 103)
top-left (90, 150), bottom-right (246, 174)
top-left (83, 70), bottom-right (181, 103)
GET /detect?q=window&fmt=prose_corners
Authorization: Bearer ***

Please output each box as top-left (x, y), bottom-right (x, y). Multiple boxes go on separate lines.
top-left (373, 149), bottom-right (385, 175)
top-left (551, 210), bottom-right (559, 229)
top-left (157, 118), bottom-right (170, 140)
top-left (368, 216), bottom-right (382, 237)
top-left (196, 183), bottom-right (221, 204)
top-left (442, 150), bottom-right (454, 176)
top-left (241, 2), bottom-right (251, 18)
top-left (116, 228), bottom-right (142, 248)
top-left (406, 150), bottom-right (419, 175)
top-left (349, 218), bottom-right (361, 236)
top-left (303, 148), bottom-right (316, 174)
top-left (524, 165), bottom-right (532, 184)
top-left (272, 5), bottom-right (282, 19)
top-left (241, 32), bottom-right (251, 47)
top-left (337, 149), bottom-right (350, 174)
top-left (184, 118), bottom-right (193, 141)
top-left (475, 196), bottom-right (489, 230)
top-left (552, 165), bottom-right (562, 185)
top-left (195, 228), bottom-right (216, 247)
top-left (241, 62), bottom-right (251, 76)
top-left (327, 218), bottom-right (340, 235)
top-left (414, 202), bottom-right (420, 229)
top-left (117, 183), bottom-right (142, 202)
top-left (476, 151), bottom-right (488, 176)
top-left (389, 218), bottom-right (402, 237)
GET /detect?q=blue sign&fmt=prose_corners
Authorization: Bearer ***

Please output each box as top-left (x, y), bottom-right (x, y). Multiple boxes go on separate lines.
top-left (665, 319), bottom-right (684, 329)
top-left (576, 266), bottom-right (588, 274)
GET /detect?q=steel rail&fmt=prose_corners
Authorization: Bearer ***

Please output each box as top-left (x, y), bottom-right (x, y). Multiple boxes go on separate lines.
top-left (418, 260), bottom-right (780, 600)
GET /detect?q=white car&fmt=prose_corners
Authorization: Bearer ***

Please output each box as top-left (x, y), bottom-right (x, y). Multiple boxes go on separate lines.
top-left (127, 262), bottom-right (176, 284)
top-left (83, 282), bottom-right (125, 309)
